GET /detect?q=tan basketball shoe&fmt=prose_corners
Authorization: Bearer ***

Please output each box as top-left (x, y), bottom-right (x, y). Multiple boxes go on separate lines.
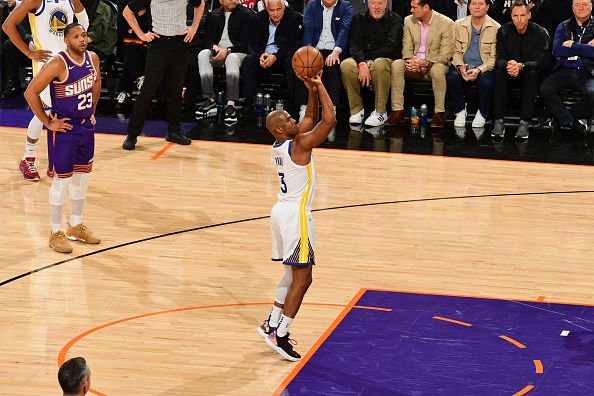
top-left (49, 231), bottom-right (73, 253)
top-left (66, 223), bottom-right (101, 244)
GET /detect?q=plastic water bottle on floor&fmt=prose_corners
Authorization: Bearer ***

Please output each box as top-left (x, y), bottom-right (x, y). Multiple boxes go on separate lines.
top-left (420, 104), bottom-right (428, 127)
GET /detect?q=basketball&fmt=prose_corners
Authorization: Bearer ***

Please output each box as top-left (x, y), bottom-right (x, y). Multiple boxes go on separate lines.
top-left (292, 46), bottom-right (324, 79)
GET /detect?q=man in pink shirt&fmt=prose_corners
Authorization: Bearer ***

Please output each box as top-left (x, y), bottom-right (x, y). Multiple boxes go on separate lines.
top-left (386, 0), bottom-right (454, 128)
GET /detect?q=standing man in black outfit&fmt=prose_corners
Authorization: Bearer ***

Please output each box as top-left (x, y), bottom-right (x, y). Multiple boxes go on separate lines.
top-left (491, 0), bottom-right (550, 141)
top-left (122, 0), bottom-right (204, 150)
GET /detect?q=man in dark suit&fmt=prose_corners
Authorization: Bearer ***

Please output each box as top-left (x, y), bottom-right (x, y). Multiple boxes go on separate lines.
top-left (302, 0), bottom-right (354, 140)
top-left (241, 0), bottom-right (305, 112)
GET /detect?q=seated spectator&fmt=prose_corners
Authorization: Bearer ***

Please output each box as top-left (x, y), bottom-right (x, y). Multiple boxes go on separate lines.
top-left (489, 0), bottom-right (542, 25)
top-left (437, 0), bottom-right (470, 21)
top-left (114, 0), bottom-right (150, 109)
top-left (196, 0), bottom-right (252, 124)
top-left (302, 0), bottom-right (354, 140)
top-left (387, 0), bottom-right (454, 128)
top-left (539, 0), bottom-right (594, 134)
top-left (447, 0), bottom-right (499, 129)
top-left (86, 0), bottom-right (118, 60)
top-left (58, 357), bottom-right (91, 396)
top-left (241, 0), bottom-right (305, 113)
top-left (492, 0), bottom-right (550, 141)
top-left (340, 0), bottom-right (403, 127)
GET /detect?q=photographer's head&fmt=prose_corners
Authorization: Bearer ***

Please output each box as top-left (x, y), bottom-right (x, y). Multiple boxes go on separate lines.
top-left (58, 357), bottom-right (91, 396)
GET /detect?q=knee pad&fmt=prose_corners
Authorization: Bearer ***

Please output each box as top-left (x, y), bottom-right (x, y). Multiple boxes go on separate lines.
top-left (49, 176), bottom-right (72, 206)
top-left (69, 172), bottom-right (90, 201)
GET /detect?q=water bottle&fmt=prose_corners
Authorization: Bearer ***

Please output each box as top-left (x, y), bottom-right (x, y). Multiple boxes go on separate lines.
top-left (411, 106), bottom-right (419, 125)
top-left (420, 104), bottom-right (428, 127)
top-left (255, 93), bottom-right (264, 127)
top-left (264, 93), bottom-right (272, 115)
top-left (216, 91), bottom-right (225, 124)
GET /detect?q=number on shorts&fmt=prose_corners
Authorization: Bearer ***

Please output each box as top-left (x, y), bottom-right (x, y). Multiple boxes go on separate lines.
top-left (278, 172), bottom-right (287, 193)
top-left (77, 92), bottom-right (93, 110)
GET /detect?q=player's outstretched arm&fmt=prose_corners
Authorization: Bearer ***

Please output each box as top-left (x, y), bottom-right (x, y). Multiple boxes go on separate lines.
top-left (24, 56), bottom-right (72, 132)
top-left (293, 76), bottom-right (336, 155)
top-left (298, 79), bottom-right (319, 133)
top-left (1, 0), bottom-right (52, 62)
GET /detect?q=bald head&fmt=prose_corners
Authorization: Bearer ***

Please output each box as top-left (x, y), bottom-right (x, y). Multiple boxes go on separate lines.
top-left (266, 110), bottom-right (285, 133)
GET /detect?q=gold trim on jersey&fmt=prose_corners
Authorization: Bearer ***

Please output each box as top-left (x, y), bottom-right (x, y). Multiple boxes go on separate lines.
top-left (298, 164), bottom-right (313, 263)
top-left (29, 13), bottom-right (43, 76)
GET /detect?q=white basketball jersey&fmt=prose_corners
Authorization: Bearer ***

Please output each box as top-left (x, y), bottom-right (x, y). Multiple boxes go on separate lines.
top-left (271, 140), bottom-right (316, 210)
top-left (29, 0), bottom-right (75, 75)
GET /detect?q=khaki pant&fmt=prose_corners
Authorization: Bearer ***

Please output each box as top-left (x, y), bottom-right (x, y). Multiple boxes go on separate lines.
top-left (391, 59), bottom-right (448, 113)
top-left (340, 57), bottom-right (392, 114)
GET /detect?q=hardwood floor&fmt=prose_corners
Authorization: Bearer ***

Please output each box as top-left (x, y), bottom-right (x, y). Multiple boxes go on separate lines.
top-left (2, 126), bottom-right (594, 395)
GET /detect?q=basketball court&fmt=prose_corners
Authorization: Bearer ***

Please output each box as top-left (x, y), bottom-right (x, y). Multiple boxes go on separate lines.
top-left (2, 125), bottom-right (594, 395)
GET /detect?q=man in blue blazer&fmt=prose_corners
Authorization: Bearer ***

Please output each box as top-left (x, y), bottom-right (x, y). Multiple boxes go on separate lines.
top-left (302, 0), bottom-right (354, 140)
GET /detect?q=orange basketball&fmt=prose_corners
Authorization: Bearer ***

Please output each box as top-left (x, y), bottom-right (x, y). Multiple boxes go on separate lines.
top-left (292, 46), bottom-right (324, 79)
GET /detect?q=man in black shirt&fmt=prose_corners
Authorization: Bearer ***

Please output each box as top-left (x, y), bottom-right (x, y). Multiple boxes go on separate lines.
top-left (196, 0), bottom-right (252, 124)
top-left (340, 0), bottom-right (402, 127)
top-left (539, 0), bottom-right (594, 134)
top-left (491, 0), bottom-right (550, 140)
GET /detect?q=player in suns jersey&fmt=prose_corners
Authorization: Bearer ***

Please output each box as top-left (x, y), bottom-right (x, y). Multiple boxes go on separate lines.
top-left (2, 0), bottom-right (88, 181)
top-left (256, 73), bottom-right (336, 361)
top-left (24, 23), bottom-right (101, 254)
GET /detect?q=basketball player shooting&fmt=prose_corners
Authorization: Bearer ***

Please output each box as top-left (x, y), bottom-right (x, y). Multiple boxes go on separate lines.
top-left (257, 72), bottom-right (336, 361)
top-left (24, 23), bottom-right (101, 254)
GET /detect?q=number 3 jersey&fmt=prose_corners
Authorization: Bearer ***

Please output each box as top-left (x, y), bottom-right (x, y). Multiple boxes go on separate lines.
top-left (271, 140), bottom-right (316, 211)
top-left (50, 50), bottom-right (97, 121)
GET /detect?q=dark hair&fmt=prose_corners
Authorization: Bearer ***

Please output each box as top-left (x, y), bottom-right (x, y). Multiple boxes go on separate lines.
top-left (64, 22), bottom-right (84, 37)
top-left (417, 0), bottom-right (435, 9)
top-left (58, 357), bottom-right (89, 394)
top-left (511, 0), bottom-right (530, 11)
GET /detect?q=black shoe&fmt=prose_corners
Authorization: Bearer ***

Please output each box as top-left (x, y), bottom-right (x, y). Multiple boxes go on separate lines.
top-left (166, 132), bottom-right (191, 145)
top-left (224, 105), bottom-right (238, 125)
top-left (265, 333), bottom-right (301, 362)
top-left (115, 91), bottom-right (131, 110)
top-left (122, 135), bottom-right (137, 150)
top-left (1, 85), bottom-right (20, 100)
top-left (570, 119), bottom-right (587, 135)
top-left (195, 100), bottom-right (217, 119)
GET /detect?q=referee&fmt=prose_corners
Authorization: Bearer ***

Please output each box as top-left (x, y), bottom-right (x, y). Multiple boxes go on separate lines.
top-left (122, 0), bottom-right (204, 150)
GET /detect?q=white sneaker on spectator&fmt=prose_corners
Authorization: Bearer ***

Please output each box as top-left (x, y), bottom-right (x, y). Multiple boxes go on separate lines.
top-left (299, 105), bottom-right (307, 122)
top-left (472, 110), bottom-right (486, 128)
top-left (454, 108), bottom-right (467, 127)
top-left (135, 76), bottom-right (145, 91)
top-left (364, 110), bottom-right (387, 127)
top-left (327, 127), bottom-right (336, 142)
top-left (349, 109), bottom-right (364, 125)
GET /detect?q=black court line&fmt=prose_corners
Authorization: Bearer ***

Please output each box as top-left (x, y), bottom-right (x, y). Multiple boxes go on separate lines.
top-left (2, 190), bottom-right (594, 287)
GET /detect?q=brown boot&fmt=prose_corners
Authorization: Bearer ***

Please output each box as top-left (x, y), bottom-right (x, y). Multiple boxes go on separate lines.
top-left (430, 112), bottom-right (445, 128)
top-left (385, 110), bottom-right (406, 126)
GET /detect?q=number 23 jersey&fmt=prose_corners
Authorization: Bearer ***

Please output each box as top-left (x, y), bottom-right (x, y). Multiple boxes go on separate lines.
top-left (271, 140), bottom-right (316, 211)
top-left (50, 50), bottom-right (97, 120)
